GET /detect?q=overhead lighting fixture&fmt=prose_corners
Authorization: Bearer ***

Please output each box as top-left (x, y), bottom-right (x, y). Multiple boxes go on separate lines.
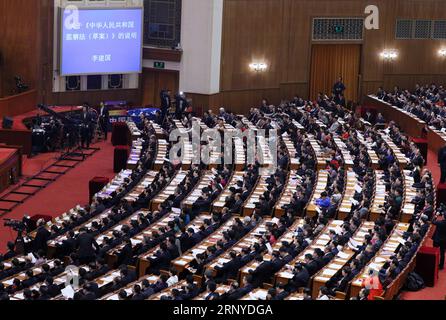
top-left (249, 62), bottom-right (268, 72)
top-left (439, 48), bottom-right (446, 57)
top-left (380, 50), bottom-right (398, 61)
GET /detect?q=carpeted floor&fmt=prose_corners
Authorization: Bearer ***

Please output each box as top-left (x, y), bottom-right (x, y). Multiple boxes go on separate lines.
top-left (0, 138), bottom-right (115, 252)
top-left (0, 137), bottom-right (444, 299)
top-left (400, 149), bottom-right (446, 300)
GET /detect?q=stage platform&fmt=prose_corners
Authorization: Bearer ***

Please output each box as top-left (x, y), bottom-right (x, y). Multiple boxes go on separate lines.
top-left (0, 106), bottom-right (82, 156)
top-left (0, 146), bottom-right (22, 194)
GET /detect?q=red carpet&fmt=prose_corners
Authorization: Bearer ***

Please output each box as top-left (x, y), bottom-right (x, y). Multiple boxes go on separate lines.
top-left (400, 149), bottom-right (446, 300)
top-left (0, 138), bottom-right (115, 252)
top-left (0, 138), bottom-right (444, 299)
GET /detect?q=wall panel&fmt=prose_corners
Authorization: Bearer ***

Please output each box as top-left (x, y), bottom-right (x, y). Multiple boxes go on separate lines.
top-left (219, 0), bottom-right (446, 110)
top-left (0, 0), bottom-right (39, 98)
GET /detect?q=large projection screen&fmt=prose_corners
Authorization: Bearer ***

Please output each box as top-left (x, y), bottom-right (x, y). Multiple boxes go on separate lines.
top-left (60, 8), bottom-right (143, 76)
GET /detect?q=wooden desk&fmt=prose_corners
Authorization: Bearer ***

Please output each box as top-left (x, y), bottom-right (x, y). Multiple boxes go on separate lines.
top-left (356, 131), bottom-right (380, 170)
top-left (379, 132), bottom-right (409, 168)
top-left (127, 121), bottom-right (142, 141)
top-left (1, 259), bottom-right (58, 289)
top-left (149, 121), bottom-right (166, 139)
top-left (307, 136), bottom-right (331, 170)
top-left (179, 138), bottom-right (193, 169)
top-left (46, 208), bottom-right (113, 257)
top-left (56, 268), bottom-right (123, 300)
top-left (239, 219), bottom-right (305, 286)
top-left (10, 263), bottom-right (74, 301)
top-left (106, 211), bottom-right (180, 275)
top-left (233, 137), bottom-right (245, 171)
top-left (369, 170), bottom-right (386, 221)
top-left (349, 222), bottom-right (410, 298)
top-left (148, 279), bottom-right (198, 300)
top-left (337, 170), bottom-right (358, 220)
top-left (240, 288), bottom-right (269, 300)
top-left (275, 220), bottom-right (343, 285)
top-left (285, 292), bottom-right (304, 300)
top-left (171, 217), bottom-right (238, 274)
top-left (428, 127), bottom-right (446, 156)
top-left (242, 174), bottom-right (269, 216)
top-left (182, 170), bottom-right (219, 209)
top-left (95, 169), bottom-right (133, 200)
top-left (281, 135), bottom-right (300, 170)
top-left (274, 170), bottom-right (298, 217)
top-left (257, 135), bottom-right (274, 168)
top-left (205, 218), bottom-right (274, 277)
top-left (101, 274), bottom-right (161, 300)
top-left (137, 213), bottom-right (212, 277)
top-left (0, 145), bottom-right (22, 193)
top-left (311, 221), bottom-right (374, 298)
top-left (333, 137), bottom-right (354, 168)
top-left (194, 284), bottom-right (231, 300)
top-left (212, 171), bottom-right (244, 213)
top-left (123, 171), bottom-right (158, 203)
top-left (401, 170), bottom-right (416, 223)
top-left (364, 95), bottom-right (426, 138)
top-left (238, 115), bottom-right (258, 132)
top-left (150, 170), bottom-right (187, 211)
top-left (153, 139), bottom-right (168, 170)
top-left (127, 139), bottom-right (143, 170)
top-left (95, 210), bottom-right (152, 248)
top-left (306, 170), bottom-right (329, 218)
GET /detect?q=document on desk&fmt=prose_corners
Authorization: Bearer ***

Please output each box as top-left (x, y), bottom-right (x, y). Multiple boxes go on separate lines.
top-left (61, 285), bottom-right (75, 299)
top-left (266, 242), bottom-right (273, 254)
top-left (337, 251), bottom-right (350, 259)
top-left (323, 269), bottom-right (337, 276)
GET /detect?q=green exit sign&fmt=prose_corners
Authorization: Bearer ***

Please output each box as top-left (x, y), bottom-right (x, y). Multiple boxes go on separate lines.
top-left (334, 25), bottom-right (344, 33)
top-left (154, 61), bottom-right (165, 69)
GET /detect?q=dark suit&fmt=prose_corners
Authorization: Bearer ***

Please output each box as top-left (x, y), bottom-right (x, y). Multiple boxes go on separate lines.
top-left (433, 218), bottom-right (446, 268)
top-left (215, 256), bottom-right (241, 281)
top-left (116, 243), bottom-right (133, 266)
top-left (250, 261), bottom-right (274, 287)
top-left (33, 226), bottom-right (51, 253)
top-left (99, 106), bottom-right (110, 140)
top-left (76, 233), bottom-right (99, 264)
top-left (80, 111), bottom-right (94, 148)
top-left (289, 268), bottom-right (309, 290)
top-left (438, 146), bottom-right (446, 183)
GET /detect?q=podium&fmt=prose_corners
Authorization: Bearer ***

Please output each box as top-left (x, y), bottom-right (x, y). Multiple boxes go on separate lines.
top-left (415, 246), bottom-right (440, 287)
top-left (437, 183), bottom-right (446, 206)
top-left (111, 122), bottom-right (128, 146)
top-left (89, 177), bottom-right (110, 203)
top-left (114, 146), bottom-right (129, 173)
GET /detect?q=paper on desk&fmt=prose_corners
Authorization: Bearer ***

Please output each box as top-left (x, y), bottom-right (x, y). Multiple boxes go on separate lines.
top-left (323, 269), bottom-right (337, 276)
top-left (27, 252), bottom-right (37, 263)
top-left (61, 285), bottom-right (75, 299)
top-left (337, 251), bottom-right (350, 259)
top-left (252, 290), bottom-right (268, 300)
top-left (266, 243), bottom-right (273, 255)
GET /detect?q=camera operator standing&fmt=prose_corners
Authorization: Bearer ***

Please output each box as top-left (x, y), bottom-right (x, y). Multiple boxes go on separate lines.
top-left (80, 104), bottom-right (94, 149)
top-left (432, 206), bottom-right (446, 270)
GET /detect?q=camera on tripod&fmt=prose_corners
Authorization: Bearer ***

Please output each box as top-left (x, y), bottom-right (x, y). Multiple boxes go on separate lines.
top-left (436, 203), bottom-right (446, 216)
top-left (3, 218), bottom-right (25, 232)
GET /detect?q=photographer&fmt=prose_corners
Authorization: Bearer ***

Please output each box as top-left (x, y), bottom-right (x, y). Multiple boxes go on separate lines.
top-left (432, 206), bottom-right (446, 270)
top-left (33, 219), bottom-right (51, 254)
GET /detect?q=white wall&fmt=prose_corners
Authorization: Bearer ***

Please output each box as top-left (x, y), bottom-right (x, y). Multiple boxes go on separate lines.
top-left (179, 0), bottom-right (223, 95)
